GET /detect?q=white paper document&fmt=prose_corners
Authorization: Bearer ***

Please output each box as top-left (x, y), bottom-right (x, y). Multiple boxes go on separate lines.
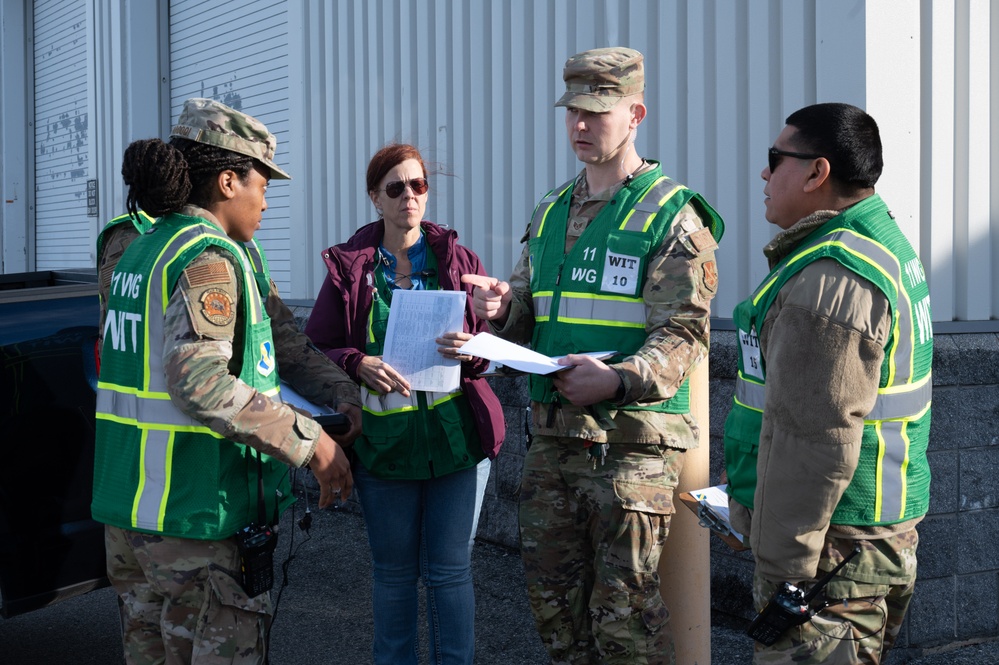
top-left (382, 289), bottom-right (466, 392)
top-left (460, 332), bottom-right (614, 376)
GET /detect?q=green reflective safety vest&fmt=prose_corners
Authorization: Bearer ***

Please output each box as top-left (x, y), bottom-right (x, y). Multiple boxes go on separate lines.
top-left (724, 195), bottom-right (933, 526)
top-left (356, 248), bottom-right (483, 479)
top-left (96, 211), bottom-right (157, 323)
top-left (96, 210), bottom-right (156, 265)
top-left (527, 163), bottom-right (724, 414)
top-left (92, 213), bottom-right (291, 540)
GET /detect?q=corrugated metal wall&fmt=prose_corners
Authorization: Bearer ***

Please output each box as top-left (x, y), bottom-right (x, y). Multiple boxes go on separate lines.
top-left (286, 0), bottom-right (996, 327)
top-left (5, 0), bottom-right (995, 324)
top-left (168, 0), bottom-right (292, 285)
top-left (910, 0), bottom-right (997, 325)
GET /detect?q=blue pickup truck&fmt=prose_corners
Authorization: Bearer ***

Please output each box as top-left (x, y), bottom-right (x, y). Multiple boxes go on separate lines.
top-left (0, 270), bottom-right (107, 618)
top-left (0, 269), bottom-right (347, 620)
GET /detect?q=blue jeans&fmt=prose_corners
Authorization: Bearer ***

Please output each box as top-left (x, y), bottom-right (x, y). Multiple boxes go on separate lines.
top-left (354, 458), bottom-right (491, 665)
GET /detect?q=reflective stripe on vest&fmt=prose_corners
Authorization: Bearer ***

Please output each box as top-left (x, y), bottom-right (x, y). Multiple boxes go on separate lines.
top-left (614, 176), bottom-right (685, 232)
top-left (738, 225), bottom-right (927, 419)
top-left (96, 222), bottom-right (270, 530)
top-left (529, 176), bottom-right (686, 331)
top-left (96, 210), bottom-right (156, 263)
top-left (534, 290), bottom-right (646, 328)
top-left (361, 385), bottom-right (461, 415)
top-left (133, 429), bottom-right (172, 529)
top-left (727, 198), bottom-right (931, 524)
top-left (531, 176), bottom-right (688, 240)
top-left (96, 223), bottom-right (268, 414)
top-left (735, 370), bottom-right (931, 420)
top-left (531, 179), bottom-right (574, 238)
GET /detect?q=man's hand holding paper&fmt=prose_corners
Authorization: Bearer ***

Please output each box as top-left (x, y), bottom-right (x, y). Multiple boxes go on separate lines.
top-left (551, 353), bottom-right (623, 407)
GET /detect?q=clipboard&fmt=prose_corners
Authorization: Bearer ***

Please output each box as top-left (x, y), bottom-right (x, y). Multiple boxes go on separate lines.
top-left (280, 382), bottom-right (350, 435)
top-left (678, 485), bottom-right (750, 551)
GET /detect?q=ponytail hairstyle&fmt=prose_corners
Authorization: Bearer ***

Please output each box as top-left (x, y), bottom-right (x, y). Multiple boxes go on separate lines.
top-left (121, 137), bottom-right (256, 218)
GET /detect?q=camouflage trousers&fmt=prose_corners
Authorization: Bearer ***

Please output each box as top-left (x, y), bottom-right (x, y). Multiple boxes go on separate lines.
top-left (105, 525), bottom-right (272, 665)
top-left (519, 435), bottom-right (685, 665)
top-left (751, 529), bottom-right (919, 665)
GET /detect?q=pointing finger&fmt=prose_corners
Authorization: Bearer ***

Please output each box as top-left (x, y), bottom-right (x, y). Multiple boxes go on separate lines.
top-left (461, 274), bottom-right (497, 290)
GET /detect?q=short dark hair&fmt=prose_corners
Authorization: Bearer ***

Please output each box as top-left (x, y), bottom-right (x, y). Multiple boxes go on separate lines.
top-left (366, 143), bottom-right (427, 194)
top-left (785, 103), bottom-right (883, 192)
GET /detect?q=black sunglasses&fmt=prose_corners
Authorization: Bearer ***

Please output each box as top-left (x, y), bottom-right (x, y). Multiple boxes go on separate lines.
top-left (378, 177), bottom-right (430, 199)
top-left (768, 147), bottom-right (823, 173)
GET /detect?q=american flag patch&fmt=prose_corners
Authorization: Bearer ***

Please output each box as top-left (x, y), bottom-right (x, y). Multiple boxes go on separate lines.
top-left (184, 261), bottom-right (230, 287)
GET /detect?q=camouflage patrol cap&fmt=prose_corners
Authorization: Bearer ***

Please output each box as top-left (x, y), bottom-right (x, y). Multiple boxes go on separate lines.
top-left (170, 98), bottom-right (291, 180)
top-left (554, 46), bottom-right (645, 112)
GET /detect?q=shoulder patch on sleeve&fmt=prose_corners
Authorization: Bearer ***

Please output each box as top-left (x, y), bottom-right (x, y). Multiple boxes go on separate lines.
top-left (199, 288), bottom-right (235, 326)
top-left (702, 260), bottom-right (719, 291)
top-left (688, 227), bottom-right (718, 254)
top-left (179, 256), bottom-right (239, 337)
top-left (184, 260), bottom-right (231, 288)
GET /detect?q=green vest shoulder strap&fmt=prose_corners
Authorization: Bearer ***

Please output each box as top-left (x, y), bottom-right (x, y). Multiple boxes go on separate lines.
top-left (93, 213), bottom-right (288, 539)
top-left (724, 195), bottom-right (932, 525)
top-left (526, 167), bottom-right (719, 414)
top-left (96, 210), bottom-right (155, 261)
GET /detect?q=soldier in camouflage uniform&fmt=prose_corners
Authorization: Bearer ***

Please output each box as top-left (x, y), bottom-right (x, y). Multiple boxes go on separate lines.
top-left (93, 98), bottom-right (361, 665)
top-left (724, 103), bottom-right (931, 664)
top-left (465, 47), bottom-right (724, 664)
top-left (96, 209), bottom-right (154, 364)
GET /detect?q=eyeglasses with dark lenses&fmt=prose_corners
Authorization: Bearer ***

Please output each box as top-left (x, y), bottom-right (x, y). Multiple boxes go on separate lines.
top-left (380, 178), bottom-right (430, 198)
top-left (768, 147), bottom-right (823, 173)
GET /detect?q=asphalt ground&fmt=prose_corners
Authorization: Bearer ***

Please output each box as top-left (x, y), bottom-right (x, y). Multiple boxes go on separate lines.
top-left (2, 496), bottom-right (997, 664)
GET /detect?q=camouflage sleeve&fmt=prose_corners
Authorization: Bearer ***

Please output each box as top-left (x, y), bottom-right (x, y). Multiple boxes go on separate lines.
top-left (489, 233), bottom-right (536, 344)
top-left (161, 247), bottom-right (320, 469)
top-left (612, 202), bottom-right (719, 404)
top-left (97, 223), bottom-right (141, 354)
top-left (266, 280), bottom-right (362, 409)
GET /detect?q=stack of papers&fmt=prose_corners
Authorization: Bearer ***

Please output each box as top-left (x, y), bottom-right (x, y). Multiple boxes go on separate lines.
top-left (381, 290), bottom-right (466, 392)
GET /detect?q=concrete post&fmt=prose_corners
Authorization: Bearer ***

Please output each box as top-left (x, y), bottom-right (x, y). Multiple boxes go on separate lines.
top-left (659, 359), bottom-right (711, 663)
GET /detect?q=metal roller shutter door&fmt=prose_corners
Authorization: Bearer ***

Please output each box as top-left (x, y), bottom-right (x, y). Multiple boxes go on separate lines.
top-left (33, 0), bottom-right (90, 269)
top-left (168, 0), bottom-right (292, 291)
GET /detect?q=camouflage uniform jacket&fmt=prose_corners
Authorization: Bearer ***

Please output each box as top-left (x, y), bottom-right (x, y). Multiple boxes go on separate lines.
top-left (494, 163), bottom-right (719, 446)
top-left (161, 205), bottom-right (360, 470)
top-left (730, 209), bottom-right (924, 584)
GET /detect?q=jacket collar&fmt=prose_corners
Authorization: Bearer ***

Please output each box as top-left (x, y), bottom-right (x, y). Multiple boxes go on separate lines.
top-left (763, 209), bottom-right (839, 267)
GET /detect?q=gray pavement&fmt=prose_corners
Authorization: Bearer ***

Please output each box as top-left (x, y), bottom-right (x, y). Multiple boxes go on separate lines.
top-left (1, 498), bottom-right (997, 664)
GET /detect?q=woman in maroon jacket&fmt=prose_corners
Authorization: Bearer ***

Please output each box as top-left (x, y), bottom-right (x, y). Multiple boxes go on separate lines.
top-left (305, 144), bottom-right (504, 665)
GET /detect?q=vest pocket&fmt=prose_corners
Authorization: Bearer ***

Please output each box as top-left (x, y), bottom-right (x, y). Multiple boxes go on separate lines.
top-left (431, 396), bottom-right (482, 472)
top-left (358, 410), bottom-right (418, 476)
top-left (600, 230), bottom-right (651, 297)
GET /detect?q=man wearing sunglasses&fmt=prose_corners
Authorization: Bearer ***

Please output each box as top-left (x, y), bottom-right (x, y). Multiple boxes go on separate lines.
top-left (724, 103), bottom-right (932, 663)
top-left (464, 47), bottom-right (724, 664)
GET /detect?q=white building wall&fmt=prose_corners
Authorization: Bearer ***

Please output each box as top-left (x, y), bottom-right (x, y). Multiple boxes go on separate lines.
top-left (283, 0), bottom-right (997, 328)
top-left (1, 0), bottom-right (995, 325)
top-left (90, 0), bottom-right (167, 254)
